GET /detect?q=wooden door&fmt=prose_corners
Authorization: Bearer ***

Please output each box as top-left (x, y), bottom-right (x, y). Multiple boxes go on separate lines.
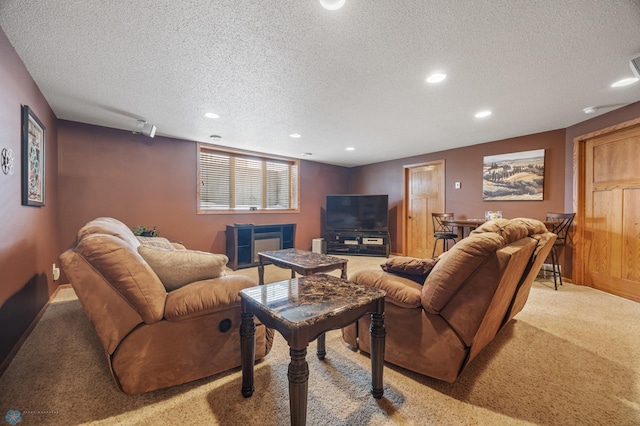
top-left (582, 124), bottom-right (640, 302)
top-left (405, 160), bottom-right (445, 258)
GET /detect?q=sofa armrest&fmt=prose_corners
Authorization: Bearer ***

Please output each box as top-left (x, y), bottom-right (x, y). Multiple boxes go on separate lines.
top-left (380, 256), bottom-right (438, 276)
top-left (350, 270), bottom-right (422, 309)
top-left (164, 275), bottom-right (256, 321)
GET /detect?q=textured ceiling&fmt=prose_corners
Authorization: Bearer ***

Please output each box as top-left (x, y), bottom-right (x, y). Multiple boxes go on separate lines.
top-left (1, 1), bottom-right (640, 167)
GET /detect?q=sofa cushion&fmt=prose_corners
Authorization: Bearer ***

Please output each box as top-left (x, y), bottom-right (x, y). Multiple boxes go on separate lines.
top-left (164, 275), bottom-right (257, 320)
top-left (138, 246), bottom-right (228, 291)
top-left (509, 217), bottom-right (549, 236)
top-left (136, 236), bottom-right (177, 250)
top-left (421, 232), bottom-right (505, 314)
top-left (75, 234), bottom-right (166, 324)
top-left (77, 217), bottom-right (140, 248)
top-left (470, 218), bottom-right (529, 244)
top-left (381, 256), bottom-right (439, 276)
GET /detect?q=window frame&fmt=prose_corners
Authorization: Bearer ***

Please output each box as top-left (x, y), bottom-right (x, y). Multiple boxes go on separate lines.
top-left (197, 143), bottom-right (300, 215)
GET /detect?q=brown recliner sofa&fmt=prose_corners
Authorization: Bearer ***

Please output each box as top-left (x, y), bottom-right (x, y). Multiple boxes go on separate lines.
top-left (342, 218), bottom-right (555, 382)
top-left (59, 217), bottom-right (273, 394)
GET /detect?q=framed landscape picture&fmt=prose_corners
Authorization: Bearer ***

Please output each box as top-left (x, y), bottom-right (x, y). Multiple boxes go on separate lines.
top-left (482, 149), bottom-right (544, 201)
top-left (21, 105), bottom-right (46, 207)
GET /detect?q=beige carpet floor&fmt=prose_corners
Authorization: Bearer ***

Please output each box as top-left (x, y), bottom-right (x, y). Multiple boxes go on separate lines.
top-left (1, 255), bottom-right (639, 425)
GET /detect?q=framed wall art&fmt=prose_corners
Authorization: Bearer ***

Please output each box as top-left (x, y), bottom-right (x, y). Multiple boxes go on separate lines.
top-left (21, 105), bottom-right (46, 207)
top-left (482, 149), bottom-right (545, 201)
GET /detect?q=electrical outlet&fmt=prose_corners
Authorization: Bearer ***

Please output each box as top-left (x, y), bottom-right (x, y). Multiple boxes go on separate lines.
top-left (455, 182), bottom-right (461, 189)
top-left (53, 263), bottom-right (60, 281)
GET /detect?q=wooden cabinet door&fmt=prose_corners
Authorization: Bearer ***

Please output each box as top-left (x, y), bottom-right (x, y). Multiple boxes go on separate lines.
top-left (405, 160), bottom-right (445, 258)
top-left (584, 125), bottom-right (640, 302)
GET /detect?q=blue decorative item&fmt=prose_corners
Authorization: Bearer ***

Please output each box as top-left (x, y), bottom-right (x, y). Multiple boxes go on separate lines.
top-left (5, 410), bottom-right (22, 425)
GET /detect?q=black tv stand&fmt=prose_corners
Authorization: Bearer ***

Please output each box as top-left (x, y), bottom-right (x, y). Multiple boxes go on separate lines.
top-left (324, 230), bottom-right (390, 257)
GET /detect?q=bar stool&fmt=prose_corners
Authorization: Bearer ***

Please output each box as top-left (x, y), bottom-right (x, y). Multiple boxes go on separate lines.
top-left (432, 213), bottom-right (458, 257)
top-left (545, 212), bottom-right (575, 290)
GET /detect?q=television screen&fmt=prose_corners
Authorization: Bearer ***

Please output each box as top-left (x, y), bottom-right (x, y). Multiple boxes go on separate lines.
top-left (326, 194), bottom-right (389, 232)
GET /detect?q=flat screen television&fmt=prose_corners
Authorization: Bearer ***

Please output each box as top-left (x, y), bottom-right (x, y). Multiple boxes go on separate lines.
top-left (325, 194), bottom-right (389, 232)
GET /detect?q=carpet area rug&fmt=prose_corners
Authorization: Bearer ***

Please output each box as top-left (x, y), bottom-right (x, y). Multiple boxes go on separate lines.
top-left (1, 256), bottom-right (639, 425)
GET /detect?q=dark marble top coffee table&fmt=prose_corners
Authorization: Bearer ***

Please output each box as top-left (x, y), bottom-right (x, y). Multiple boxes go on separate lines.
top-left (257, 248), bottom-right (348, 285)
top-left (239, 273), bottom-right (386, 426)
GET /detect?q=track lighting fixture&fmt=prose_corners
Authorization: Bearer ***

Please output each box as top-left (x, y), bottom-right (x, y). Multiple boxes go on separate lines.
top-left (132, 119), bottom-right (156, 138)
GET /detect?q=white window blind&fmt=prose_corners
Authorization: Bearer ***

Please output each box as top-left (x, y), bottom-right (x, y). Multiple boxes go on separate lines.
top-left (199, 146), bottom-right (299, 213)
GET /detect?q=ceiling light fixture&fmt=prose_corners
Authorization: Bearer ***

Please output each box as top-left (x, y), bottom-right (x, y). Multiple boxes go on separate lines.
top-left (205, 112), bottom-right (220, 119)
top-left (475, 110), bottom-right (492, 118)
top-left (301, 152), bottom-right (313, 157)
top-left (290, 133), bottom-right (301, 138)
top-left (583, 106), bottom-right (597, 114)
top-left (346, 147), bottom-right (355, 151)
top-left (210, 135), bottom-right (222, 139)
top-left (426, 73), bottom-right (447, 84)
top-left (319, 0), bottom-right (346, 10)
top-left (611, 77), bottom-right (639, 88)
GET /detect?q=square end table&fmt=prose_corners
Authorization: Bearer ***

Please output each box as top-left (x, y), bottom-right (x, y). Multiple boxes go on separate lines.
top-left (257, 248), bottom-right (348, 285)
top-left (239, 274), bottom-right (386, 426)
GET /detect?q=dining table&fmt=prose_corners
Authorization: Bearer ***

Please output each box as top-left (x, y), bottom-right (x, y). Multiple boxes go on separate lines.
top-left (448, 218), bottom-right (556, 240)
top-left (446, 219), bottom-right (487, 240)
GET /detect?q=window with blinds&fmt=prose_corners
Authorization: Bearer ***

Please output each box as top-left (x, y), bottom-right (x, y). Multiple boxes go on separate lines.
top-left (198, 145), bottom-right (299, 213)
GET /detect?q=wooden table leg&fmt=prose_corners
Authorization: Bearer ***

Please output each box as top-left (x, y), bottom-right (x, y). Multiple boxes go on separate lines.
top-left (369, 308), bottom-right (385, 399)
top-left (240, 310), bottom-right (256, 397)
top-left (288, 346), bottom-right (309, 426)
top-left (258, 258), bottom-right (265, 285)
top-left (316, 333), bottom-right (326, 360)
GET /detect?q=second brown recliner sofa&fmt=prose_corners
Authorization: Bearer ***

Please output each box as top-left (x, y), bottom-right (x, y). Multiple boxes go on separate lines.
top-left (342, 218), bottom-right (556, 382)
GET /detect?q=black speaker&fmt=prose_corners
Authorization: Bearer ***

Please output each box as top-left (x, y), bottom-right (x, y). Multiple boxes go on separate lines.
top-left (631, 56), bottom-right (640, 78)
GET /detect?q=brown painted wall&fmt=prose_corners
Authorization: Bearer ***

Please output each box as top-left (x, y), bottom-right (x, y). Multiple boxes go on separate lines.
top-left (57, 121), bottom-right (349, 255)
top-left (348, 129), bottom-right (567, 254)
top-left (0, 27), bottom-right (59, 365)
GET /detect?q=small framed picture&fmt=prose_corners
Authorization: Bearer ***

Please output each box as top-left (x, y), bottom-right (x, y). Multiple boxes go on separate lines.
top-left (21, 105), bottom-right (46, 207)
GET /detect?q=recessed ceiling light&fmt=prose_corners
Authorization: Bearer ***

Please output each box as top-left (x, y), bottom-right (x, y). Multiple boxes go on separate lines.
top-left (320, 0), bottom-right (346, 10)
top-left (210, 135), bottom-right (222, 139)
top-left (346, 147), bottom-right (355, 151)
top-left (475, 110), bottom-right (492, 118)
top-left (205, 112), bottom-right (220, 119)
top-left (426, 73), bottom-right (447, 84)
top-left (301, 152), bottom-right (313, 157)
top-left (290, 133), bottom-right (301, 138)
top-left (611, 77), bottom-right (639, 87)
top-left (583, 106), bottom-right (597, 114)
